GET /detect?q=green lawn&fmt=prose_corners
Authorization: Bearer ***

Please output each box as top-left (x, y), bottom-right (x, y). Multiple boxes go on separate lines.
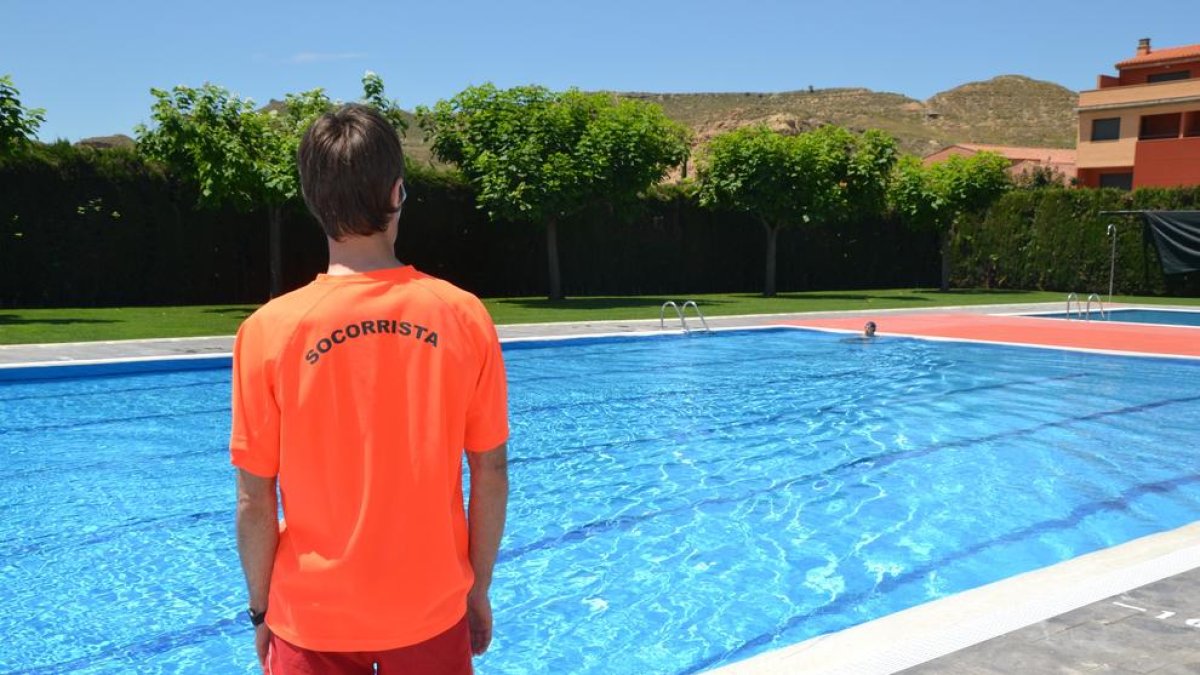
top-left (2, 289), bottom-right (1198, 345)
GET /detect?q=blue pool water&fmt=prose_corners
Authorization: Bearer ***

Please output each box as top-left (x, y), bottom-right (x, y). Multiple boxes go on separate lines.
top-left (2, 328), bottom-right (1200, 674)
top-left (1030, 308), bottom-right (1200, 327)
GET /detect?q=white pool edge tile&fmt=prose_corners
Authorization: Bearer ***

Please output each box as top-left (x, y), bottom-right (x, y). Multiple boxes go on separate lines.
top-left (710, 521), bottom-right (1200, 674)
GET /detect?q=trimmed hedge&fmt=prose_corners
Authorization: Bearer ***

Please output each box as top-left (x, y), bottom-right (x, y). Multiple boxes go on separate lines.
top-left (951, 187), bottom-right (1200, 296)
top-left (0, 144), bottom-right (267, 307)
top-left (0, 145), bottom-right (938, 307)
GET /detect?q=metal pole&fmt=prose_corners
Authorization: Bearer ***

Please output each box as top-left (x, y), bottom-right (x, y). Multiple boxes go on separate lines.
top-left (1107, 223), bottom-right (1117, 303)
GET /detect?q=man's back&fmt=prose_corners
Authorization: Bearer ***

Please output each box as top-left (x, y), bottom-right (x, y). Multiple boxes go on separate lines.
top-left (231, 264), bottom-right (508, 652)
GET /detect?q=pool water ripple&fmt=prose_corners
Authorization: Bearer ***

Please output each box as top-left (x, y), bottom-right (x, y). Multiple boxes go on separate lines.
top-left (2, 329), bottom-right (1199, 673)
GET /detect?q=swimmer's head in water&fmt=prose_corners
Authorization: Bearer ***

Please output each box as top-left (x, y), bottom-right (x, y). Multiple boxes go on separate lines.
top-left (864, 321), bottom-right (876, 337)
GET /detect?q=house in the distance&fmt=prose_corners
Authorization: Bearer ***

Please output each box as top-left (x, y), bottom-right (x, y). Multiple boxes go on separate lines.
top-left (1076, 38), bottom-right (1200, 189)
top-left (923, 144), bottom-right (1077, 184)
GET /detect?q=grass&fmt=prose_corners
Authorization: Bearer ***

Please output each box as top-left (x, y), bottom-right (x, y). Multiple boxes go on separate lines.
top-left (3, 289), bottom-right (1199, 345)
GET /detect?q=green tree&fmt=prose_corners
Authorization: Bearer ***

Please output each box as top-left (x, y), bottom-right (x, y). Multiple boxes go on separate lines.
top-left (417, 84), bottom-right (689, 300)
top-left (137, 73), bottom-right (405, 297)
top-left (1, 75), bottom-right (46, 157)
top-left (697, 124), bottom-right (897, 297)
top-left (890, 152), bottom-right (1011, 290)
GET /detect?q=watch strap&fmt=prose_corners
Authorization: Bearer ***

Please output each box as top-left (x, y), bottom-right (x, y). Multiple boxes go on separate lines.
top-left (247, 607), bottom-right (267, 627)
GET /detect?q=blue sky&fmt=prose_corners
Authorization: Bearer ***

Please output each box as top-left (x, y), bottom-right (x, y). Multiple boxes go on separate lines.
top-left (4, 0), bottom-right (1199, 141)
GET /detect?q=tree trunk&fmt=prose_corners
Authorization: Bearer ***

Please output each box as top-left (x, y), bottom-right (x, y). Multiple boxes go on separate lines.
top-left (939, 226), bottom-right (952, 292)
top-left (546, 216), bottom-right (563, 301)
top-left (763, 222), bottom-right (779, 298)
top-left (268, 206), bottom-right (283, 298)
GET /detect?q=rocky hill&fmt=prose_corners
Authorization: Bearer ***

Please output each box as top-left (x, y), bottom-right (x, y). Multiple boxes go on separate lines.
top-left (399, 75), bottom-right (1078, 166)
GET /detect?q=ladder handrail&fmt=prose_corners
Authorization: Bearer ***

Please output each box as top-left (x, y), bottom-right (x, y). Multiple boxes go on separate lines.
top-left (1065, 292), bottom-right (1080, 320)
top-left (1086, 293), bottom-right (1107, 321)
top-left (680, 301), bottom-right (710, 333)
top-left (660, 300), bottom-right (710, 333)
top-left (660, 301), bottom-right (684, 331)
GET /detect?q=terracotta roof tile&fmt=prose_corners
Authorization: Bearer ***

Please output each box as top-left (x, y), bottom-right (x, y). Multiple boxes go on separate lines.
top-left (1116, 44), bottom-right (1200, 68)
top-left (954, 144), bottom-right (1077, 163)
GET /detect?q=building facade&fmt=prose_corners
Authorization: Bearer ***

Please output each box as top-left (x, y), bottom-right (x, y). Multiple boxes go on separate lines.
top-left (1076, 39), bottom-right (1200, 189)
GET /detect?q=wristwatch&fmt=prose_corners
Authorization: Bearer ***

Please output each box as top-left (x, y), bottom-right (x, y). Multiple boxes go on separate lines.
top-left (247, 607), bottom-right (267, 627)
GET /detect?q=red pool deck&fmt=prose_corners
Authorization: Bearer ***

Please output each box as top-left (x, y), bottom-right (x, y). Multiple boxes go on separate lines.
top-left (776, 312), bottom-right (1200, 358)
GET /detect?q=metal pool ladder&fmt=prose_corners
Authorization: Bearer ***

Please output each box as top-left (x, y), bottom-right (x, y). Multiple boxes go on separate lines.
top-left (660, 301), bottom-right (711, 334)
top-left (1065, 292), bottom-right (1081, 319)
top-left (1065, 292), bottom-right (1107, 321)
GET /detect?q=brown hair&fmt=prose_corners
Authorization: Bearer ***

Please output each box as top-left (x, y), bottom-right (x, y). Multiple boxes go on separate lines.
top-left (298, 103), bottom-right (406, 240)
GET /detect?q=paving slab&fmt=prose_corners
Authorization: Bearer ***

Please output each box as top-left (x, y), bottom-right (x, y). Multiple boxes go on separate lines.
top-left (902, 568), bottom-right (1200, 675)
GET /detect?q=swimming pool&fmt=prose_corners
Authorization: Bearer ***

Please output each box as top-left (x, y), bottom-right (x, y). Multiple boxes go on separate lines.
top-left (2, 328), bottom-right (1199, 673)
top-left (1028, 307), bottom-right (1200, 327)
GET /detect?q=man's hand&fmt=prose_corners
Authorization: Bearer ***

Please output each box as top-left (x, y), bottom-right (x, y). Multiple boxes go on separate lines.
top-left (467, 588), bottom-right (493, 655)
top-left (255, 625), bottom-right (271, 670)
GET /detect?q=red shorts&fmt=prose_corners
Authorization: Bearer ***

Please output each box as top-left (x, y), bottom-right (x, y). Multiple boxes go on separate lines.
top-left (265, 615), bottom-right (472, 674)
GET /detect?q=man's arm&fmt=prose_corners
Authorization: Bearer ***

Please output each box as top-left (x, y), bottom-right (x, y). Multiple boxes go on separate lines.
top-left (236, 469), bottom-right (279, 665)
top-left (466, 443), bottom-right (508, 656)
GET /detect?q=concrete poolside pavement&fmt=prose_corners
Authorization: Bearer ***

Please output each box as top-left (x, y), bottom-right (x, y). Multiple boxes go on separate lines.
top-left (0, 301), bottom-right (1081, 365)
top-left (3, 301), bottom-right (1199, 674)
top-left (901, 564), bottom-right (1200, 675)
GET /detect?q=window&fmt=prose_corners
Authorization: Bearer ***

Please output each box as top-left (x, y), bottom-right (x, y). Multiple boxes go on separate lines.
top-left (1148, 71), bottom-right (1191, 83)
top-left (1091, 118), bottom-right (1121, 141)
top-left (1139, 113), bottom-right (1181, 140)
top-left (1099, 173), bottom-right (1133, 190)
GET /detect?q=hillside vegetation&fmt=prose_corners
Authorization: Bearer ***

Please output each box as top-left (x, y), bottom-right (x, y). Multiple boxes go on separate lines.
top-left (396, 75), bottom-right (1078, 167)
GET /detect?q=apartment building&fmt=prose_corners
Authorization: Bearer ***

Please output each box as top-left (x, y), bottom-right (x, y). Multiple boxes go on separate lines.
top-left (1076, 38), bottom-right (1200, 189)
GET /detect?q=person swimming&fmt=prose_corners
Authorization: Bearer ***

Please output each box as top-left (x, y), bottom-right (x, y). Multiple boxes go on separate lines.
top-left (839, 321), bottom-right (878, 344)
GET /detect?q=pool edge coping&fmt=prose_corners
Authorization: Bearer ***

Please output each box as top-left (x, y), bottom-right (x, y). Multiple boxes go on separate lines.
top-left (707, 522), bottom-right (1200, 674)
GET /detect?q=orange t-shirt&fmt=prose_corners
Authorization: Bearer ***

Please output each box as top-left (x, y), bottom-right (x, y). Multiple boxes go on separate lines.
top-left (229, 265), bottom-right (509, 652)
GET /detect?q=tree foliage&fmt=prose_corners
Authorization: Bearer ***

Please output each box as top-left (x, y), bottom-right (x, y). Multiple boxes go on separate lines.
top-left (889, 152), bottom-right (1012, 232)
top-left (889, 151), bottom-right (1011, 290)
top-left (136, 83), bottom-right (278, 208)
top-left (1, 75), bottom-right (46, 157)
top-left (696, 124), bottom-right (898, 296)
top-left (136, 73), bottom-right (405, 296)
top-left (416, 84), bottom-right (689, 299)
top-left (361, 71), bottom-right (409, 137)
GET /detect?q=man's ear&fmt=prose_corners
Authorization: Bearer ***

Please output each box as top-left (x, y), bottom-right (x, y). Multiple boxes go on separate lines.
top-left (391, 178), bottom-right (405, 211)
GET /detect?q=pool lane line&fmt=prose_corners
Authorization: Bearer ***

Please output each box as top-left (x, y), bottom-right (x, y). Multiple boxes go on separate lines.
top-left (0, 442), bottom-right (225, 483)
top-left (1, 507), bottom-right (227, 559)
top-left (0, 377), bottom-right (229, 403)
top-left (0, 406), bottom-right (226, 435)
top-left (14, 614), bottom-right (245, 674)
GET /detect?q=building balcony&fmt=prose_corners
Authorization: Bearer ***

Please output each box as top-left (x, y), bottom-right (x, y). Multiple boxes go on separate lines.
top-left (1132, 136), bottom-right (1200, 188)
top-left (1078, 78), bottom-right (1200, 111)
